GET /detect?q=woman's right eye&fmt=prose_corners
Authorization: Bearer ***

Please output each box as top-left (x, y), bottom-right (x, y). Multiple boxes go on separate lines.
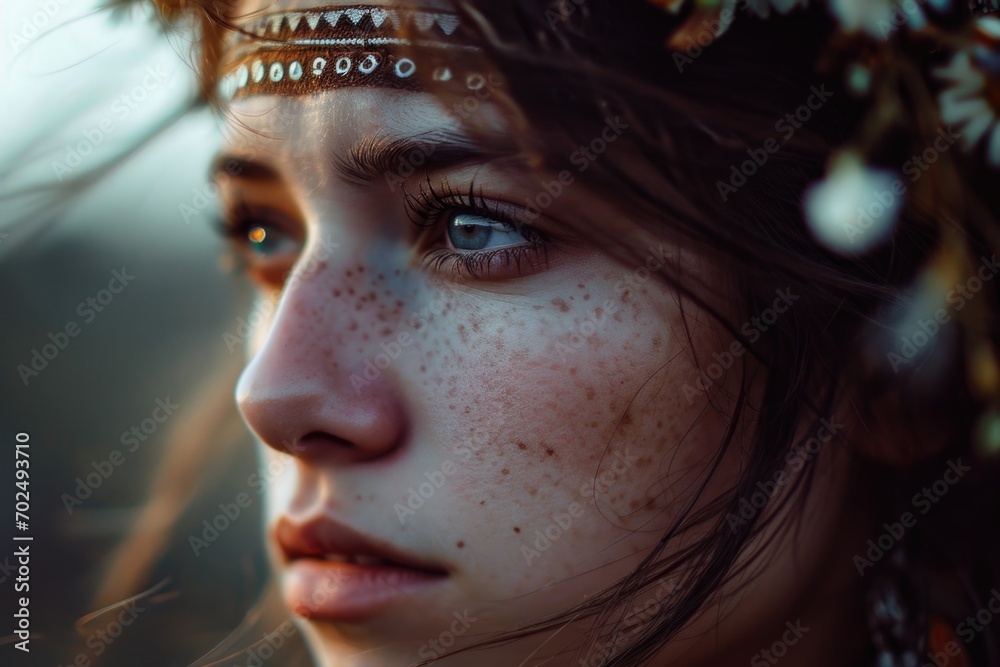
top-left (217, 206), bottom-right (304, 286)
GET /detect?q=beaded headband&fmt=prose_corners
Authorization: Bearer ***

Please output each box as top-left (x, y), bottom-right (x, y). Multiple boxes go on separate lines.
top-left (218, 5), bottom-right (487, 99)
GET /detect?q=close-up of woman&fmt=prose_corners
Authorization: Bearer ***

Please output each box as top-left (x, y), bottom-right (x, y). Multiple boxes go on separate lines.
top-left (4, 0), bottom-right (1000, 666)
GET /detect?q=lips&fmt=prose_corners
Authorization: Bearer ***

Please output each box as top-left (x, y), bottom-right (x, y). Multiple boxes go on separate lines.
top-left (274, 515), bottom-right (450, 621)
top-left (275, 515), bottom-right (447, 572)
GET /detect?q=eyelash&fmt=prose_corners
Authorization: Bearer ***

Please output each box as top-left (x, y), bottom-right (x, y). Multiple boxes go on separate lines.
top-left (215, 200), bottom-right (299, 282)
top-left (216, 177), bottom-right (550, 284)
top-left (402, 175), bottom-right (549, 280)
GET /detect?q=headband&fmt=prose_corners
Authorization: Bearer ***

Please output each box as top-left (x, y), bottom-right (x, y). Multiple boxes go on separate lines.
top-left (218, 5), bottom-right (487, 99)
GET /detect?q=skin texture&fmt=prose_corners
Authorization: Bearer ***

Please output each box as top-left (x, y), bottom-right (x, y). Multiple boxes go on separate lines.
top-left (222, 2), bottom-right (869, 665)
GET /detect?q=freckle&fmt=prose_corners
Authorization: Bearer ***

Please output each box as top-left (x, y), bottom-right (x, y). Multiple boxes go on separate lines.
top-left (595, 307), bottom-right (603, 318)
top-left (583, 294), bottom-right (590, 300)
top-left (380, 327), bottom-right (393, 336)
top-left (614, 311), bottom-right (623, 322)
top-left (545, 448), bottom-right (554, 456)
top-left (586, 387), bottom-right (596, 400)
top-left (656, 420), bottom-right (663, 428)
top-left (630, 499), bottom-right (640, 510)
top-left (513, 527), bottom-right (521, 533)
top-left (517, 441), bottom-right (527, 450)
top-left (653, 336), bottom-right (662, 348)
top-left (551, 298), bottom-right (570, 312)
top-left (456, 541), bottom-right (465, 549)
top-left (529, 487), bottom-right (537, 495)
top-left (480, 500), bottom-right (486, 505)
top-left (333, 289), bottom-right (342, 297)
top-left (378, 273), bottom-right (384, 280)
top-left (577, 283), bottom-right (585, 289)
top-left (570, 367), bottom-right (577, 376)
top-left (358, 266), bottom-right (365, 273)
top-left (501, 468), bottom-right (510, 475)
top-left (590, 421), bottom-right (598, 428)
top-left (420, 365), bottom-right (427, 372)
top-left (356, 494), bottom-right (362, 500)
top-left (348, 287), bottom-right (355, 296)
top-left (362, 333), bottom-right (369, 340)
top-left (346, 270), bottom-right (353, 277)
top-left (349, 321), bottom-right (358, 331)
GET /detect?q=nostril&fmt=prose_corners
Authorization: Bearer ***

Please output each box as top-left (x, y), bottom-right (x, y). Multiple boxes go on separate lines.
top-left (286, 432), bottom-right (356, 460)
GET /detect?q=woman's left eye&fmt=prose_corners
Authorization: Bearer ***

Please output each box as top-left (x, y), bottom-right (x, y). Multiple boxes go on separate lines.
top-left (244, 223), bottom-right (300, 256)
top-left (447, 213), bottom-right (528, 251)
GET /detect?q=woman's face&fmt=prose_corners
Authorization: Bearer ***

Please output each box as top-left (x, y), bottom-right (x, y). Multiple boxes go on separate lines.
top-left (221, 2), bottom-right (854, 665)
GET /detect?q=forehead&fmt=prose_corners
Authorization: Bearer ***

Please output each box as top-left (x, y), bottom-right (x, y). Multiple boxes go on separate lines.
top-left (217, 1), bottom-right (509, 174)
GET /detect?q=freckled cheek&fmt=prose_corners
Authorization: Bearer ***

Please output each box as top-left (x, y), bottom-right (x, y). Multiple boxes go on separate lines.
top-left (419, 292), bottom-right (678, 517)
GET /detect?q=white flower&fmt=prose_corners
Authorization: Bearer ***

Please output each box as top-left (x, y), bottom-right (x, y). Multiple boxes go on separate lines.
top-left (828, 0), bottom-right (952, 38)
top-left (934, 22), bottom-right (1000, 168)
top-left (803, 151), bottom-right (903, 255)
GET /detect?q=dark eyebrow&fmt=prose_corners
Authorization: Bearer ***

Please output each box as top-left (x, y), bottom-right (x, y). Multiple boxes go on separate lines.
top-left (209, 130), bottom-right (517, 187)
top-left (209, 155), bottom-right (282, 182)
top-left (332, 130), bottom-right (515, 185)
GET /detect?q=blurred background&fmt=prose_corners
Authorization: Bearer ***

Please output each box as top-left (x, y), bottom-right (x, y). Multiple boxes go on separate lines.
top-left (0, 1), bottom-right (304, 664)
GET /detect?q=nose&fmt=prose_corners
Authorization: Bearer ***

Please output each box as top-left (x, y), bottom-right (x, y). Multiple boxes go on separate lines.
top-left (235, 247), bottom-right (409, 465)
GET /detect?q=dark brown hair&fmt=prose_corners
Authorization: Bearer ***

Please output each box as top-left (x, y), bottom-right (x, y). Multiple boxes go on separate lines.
top-left (106, 1), bottom-right (1000, 665)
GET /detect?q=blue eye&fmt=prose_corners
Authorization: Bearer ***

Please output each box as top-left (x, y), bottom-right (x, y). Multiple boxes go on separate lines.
top-left (447, 213), bottom-right (528, 251)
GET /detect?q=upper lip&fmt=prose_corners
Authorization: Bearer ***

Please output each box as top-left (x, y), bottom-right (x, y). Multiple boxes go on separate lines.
top-left (274, 515), bottom-right (449, 575)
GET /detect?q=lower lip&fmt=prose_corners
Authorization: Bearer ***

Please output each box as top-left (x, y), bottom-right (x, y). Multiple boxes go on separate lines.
top-left (282, 558), bottom-right (448, 621)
